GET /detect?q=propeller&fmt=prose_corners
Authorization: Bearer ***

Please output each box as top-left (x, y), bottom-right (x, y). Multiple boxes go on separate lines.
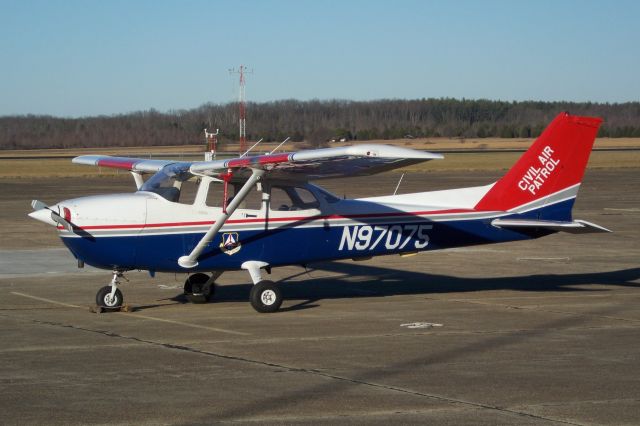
top-left (29, 200), bottom-right (73, 231)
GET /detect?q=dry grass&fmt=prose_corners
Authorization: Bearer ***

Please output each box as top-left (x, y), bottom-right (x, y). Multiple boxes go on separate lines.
top-left (0, 159), bottom-right (122, 178)
top-left (349, 137), bottom-right (640, 151)
top-left (2, 137), bottom-right (639, 158)
top-left (399, 150), bottom-right (640, 173)
top-left (0, 150), bottom-right (637, 179)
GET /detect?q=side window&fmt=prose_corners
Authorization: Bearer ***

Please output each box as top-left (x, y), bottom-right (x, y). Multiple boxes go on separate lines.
top-left (233, 184), bottom-right (263, 210)
top-left (205, 180), bottom-right (221, 207)
top-left (269, 187), bottom-right (293, 211)
top-left (316, 187), bottom-right (341, 204)
top-left (206, 181), bottom-right (262, 211)
top-left (176, 177), bottom-right (200, 205)
top-left (269, 186), bottom-right (320, 211)
top-left (291, 187), bottom-right (320, 209)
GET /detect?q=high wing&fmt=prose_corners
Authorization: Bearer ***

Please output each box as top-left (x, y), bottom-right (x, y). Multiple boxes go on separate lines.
top-left (73, 144), bottom-right (443, 181)
top-left (189, 144), bottom-right (442, 180)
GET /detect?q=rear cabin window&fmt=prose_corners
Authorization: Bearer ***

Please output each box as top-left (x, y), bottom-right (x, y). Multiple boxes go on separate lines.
top-left (269, 186), bottom-right (320, 211)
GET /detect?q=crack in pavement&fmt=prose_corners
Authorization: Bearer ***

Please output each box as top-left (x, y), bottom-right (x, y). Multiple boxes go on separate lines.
top-left (15, 315), bottom-right (583, 426)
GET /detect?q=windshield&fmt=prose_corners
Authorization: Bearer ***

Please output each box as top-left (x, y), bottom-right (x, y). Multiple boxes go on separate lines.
top-left (140, 163), bottom-right (194, 202)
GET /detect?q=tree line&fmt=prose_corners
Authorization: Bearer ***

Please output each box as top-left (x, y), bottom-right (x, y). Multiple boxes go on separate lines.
top-left (2, 98), bottom-right (639, 150)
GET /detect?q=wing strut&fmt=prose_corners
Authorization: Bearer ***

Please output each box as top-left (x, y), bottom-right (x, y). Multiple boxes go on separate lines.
top-left (178, 168), bottom-right (265, 269)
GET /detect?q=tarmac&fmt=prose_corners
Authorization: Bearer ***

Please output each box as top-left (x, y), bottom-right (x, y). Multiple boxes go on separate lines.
top-left (1, 168), bottom-right (639, 425)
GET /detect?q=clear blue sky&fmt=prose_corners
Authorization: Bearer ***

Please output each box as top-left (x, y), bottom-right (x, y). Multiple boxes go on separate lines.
top-left (1, 0), bottom-right (638, 117)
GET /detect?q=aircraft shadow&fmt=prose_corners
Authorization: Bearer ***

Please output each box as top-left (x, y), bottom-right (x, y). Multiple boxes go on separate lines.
top-left (169, 264), bottom-right (640, 311)
top-left (183, 264), bottom-right (640, 422)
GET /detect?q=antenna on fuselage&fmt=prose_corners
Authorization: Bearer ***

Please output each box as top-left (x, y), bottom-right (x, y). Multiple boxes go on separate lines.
top-left (393, 173), bottom-right (405, 195)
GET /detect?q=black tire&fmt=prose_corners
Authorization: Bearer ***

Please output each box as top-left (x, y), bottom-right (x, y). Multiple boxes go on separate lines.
top-left (184, 273), bottom-right (211, 304)
top-left (96, 286), bottom-right (123, 309)
top-left (250, 280), bottom-right (282, 313)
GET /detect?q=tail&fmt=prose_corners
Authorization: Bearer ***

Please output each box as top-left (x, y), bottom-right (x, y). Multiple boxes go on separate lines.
top-left (474, 112), bottom-right (602, 220)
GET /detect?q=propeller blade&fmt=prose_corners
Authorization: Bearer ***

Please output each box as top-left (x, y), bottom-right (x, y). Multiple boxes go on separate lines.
top-left (31, 199), bottom-right (48, 211)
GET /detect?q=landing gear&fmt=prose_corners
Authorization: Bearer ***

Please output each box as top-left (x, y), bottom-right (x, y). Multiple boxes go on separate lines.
top-left (96, 286), bottom-right (123, 308)
top-left (250, 280), bottom-right (282, 313)
top-left (184, 272), bottom-right (221, 304)
top-left (95, 271), bottom-right (125, 309)
top-left (242, 261), bottom-right (283, 313)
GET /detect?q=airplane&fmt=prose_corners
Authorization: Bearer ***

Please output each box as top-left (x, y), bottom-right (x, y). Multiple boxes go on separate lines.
top-left (29, 112), bottom-right (610, 313)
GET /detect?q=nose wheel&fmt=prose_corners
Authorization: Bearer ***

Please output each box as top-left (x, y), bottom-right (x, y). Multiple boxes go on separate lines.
top-left (96, 286), bottom-right (123, 308)
top-left (95, 270), bottom-right (125, 310)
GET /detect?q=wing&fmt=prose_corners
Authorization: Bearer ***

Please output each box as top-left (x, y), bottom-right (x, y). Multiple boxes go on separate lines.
top-left (72, 144), bottom-right (442, 181)
top-left (190, 144), bottom-right (443, 181)
top-left (72, 155), bottom-right (177, 173)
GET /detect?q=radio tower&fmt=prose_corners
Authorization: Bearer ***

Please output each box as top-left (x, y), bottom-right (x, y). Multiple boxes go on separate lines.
top-left (229, 65), bottom-right (251, 155)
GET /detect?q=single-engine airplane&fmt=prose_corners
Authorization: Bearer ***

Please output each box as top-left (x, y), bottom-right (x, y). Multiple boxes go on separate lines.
top-left (29, 112), bottom-right (610, 312)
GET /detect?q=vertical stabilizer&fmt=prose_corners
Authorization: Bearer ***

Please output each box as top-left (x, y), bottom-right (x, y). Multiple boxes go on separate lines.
top-left (474, 113), bottom-right (602, 214)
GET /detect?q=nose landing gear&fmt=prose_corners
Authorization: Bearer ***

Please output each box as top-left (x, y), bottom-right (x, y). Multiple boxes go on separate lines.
top-left (95, 270), bottom-right (126, 310)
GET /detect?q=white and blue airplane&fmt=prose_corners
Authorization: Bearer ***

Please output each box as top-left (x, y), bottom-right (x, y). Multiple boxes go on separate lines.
top-left (29, 112), bottom-right (610, 313)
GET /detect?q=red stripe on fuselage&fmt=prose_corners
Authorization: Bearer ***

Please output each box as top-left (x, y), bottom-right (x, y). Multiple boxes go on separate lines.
top-left (68, 208), bottom-right (476, 231)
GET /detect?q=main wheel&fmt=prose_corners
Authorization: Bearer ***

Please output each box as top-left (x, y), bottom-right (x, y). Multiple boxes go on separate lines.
top-left (184, 273), bottom-right (213, 304)
top-left (250, 280), bottom-right (282, 313)
top-left (96, 286), bottom-right (123, 309)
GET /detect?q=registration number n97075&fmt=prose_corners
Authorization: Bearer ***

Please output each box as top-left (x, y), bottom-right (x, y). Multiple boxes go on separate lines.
top-left (338, 224), bottom-right (432, 251)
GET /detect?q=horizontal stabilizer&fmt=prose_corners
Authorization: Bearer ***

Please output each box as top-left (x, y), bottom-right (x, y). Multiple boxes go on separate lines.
top-left (491, 218), bottom-right (611, 234)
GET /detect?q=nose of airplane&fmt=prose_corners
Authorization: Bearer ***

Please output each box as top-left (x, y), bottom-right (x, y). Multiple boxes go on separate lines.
top-left (28, 201), bottom-right (73, 231)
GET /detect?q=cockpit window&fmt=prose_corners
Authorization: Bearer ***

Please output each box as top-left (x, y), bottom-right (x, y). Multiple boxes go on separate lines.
top-left (140, 163), bottom-right (198, 204)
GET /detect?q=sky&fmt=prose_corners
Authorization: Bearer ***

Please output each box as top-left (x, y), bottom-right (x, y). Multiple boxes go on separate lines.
top-left (1, 0), bottom-right (639, 117)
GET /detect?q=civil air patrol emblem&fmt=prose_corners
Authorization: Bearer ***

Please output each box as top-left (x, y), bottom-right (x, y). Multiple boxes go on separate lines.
top-left (220, 232), bottom-right (241, 255)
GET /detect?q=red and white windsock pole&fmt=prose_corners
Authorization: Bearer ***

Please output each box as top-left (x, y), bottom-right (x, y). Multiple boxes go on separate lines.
top-left (229, 65), bottom-right (252, 155)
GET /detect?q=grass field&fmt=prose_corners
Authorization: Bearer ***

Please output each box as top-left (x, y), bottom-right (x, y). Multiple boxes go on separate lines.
top-left (1, 137), bottom-right (639, 159)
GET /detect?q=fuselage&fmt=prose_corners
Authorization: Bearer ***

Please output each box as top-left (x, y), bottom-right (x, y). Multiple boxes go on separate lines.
top-left (48, 179), bottom-right (568, 273)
